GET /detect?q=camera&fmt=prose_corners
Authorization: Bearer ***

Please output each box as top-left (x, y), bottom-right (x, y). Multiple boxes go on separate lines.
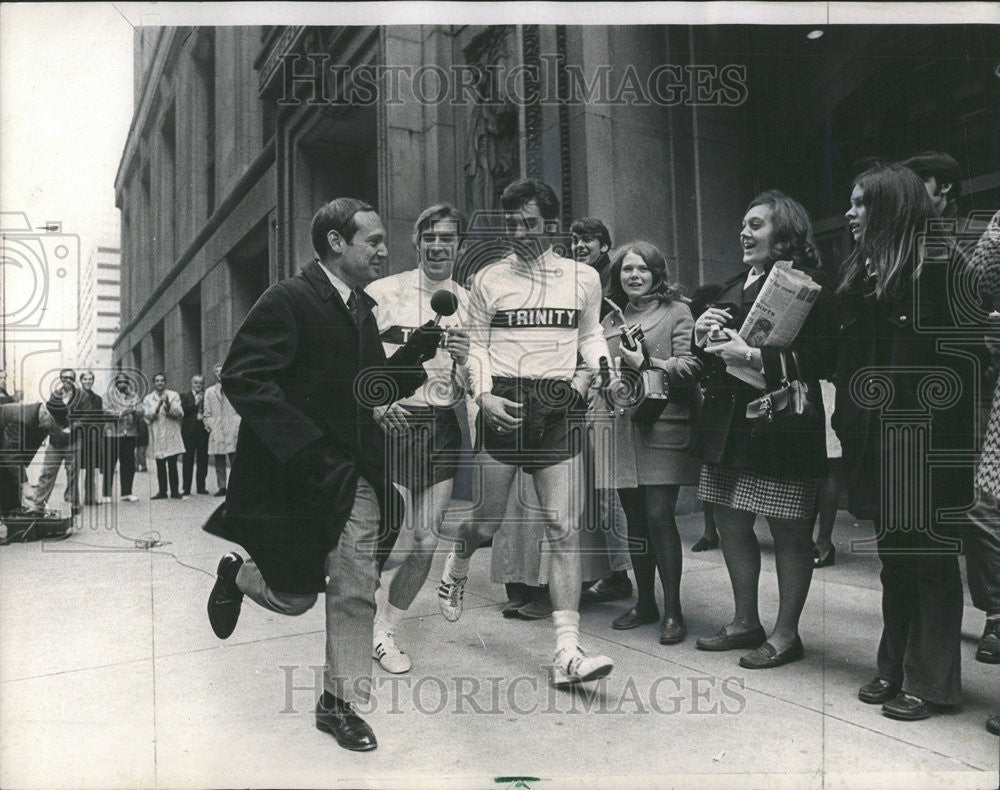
top-left (619, 323), bottom-right (645, 352)
top-left (1, 212), bottom-right (80, 332)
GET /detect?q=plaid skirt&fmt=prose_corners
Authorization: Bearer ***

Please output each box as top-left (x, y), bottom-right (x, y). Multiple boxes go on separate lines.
top-left (698, 463), bottom-right (817, 521)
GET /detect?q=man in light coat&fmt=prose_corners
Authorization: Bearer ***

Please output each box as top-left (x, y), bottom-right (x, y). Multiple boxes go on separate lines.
top-left (203, 362), bottom-right (240, 496)
top-left (141, 373), bottom-right (185, 499)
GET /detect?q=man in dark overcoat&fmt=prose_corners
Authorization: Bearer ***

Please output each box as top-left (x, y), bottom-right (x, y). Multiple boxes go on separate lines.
top-left (204, 197), bottom-right (440, 751)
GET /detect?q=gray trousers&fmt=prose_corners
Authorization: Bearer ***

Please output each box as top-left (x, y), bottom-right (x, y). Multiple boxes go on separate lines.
top-left (965, 487), bottom-right (1000, 615)
top-left (31, 441), bottom-right (77, 508)
top-left (234, 477), bottom-right (381, 705)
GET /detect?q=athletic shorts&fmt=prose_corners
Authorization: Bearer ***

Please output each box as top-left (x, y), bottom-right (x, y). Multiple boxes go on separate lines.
top-left (479, 377), bottom-right (587, 473)
top-left (387, 405), bottom-right (462, 491)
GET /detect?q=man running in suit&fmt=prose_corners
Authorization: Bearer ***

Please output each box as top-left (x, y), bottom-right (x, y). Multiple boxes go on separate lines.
top-left (205, 197), bottom-right (441, 751)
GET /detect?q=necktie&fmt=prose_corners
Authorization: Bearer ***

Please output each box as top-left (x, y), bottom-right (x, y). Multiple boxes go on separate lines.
top-left (347, 289), bottom-right (360, 325)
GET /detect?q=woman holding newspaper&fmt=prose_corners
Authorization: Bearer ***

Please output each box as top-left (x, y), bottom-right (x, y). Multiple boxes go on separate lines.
top-left (834, 164), bottom-right (974, 721)
top-left (690, 190), bottom-right (836, 669)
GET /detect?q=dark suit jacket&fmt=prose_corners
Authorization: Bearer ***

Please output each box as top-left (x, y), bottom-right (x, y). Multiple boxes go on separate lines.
top-left (70, 389), bottom-right (104, 469)
top-left (180, 390), bottom-right (207, 445)
top-left (689, 264), bottom-right (836, 480)
top-left (204, 260), bottom-right (426, 593)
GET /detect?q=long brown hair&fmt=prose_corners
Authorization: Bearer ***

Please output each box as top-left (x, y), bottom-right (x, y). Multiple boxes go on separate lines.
top-left (745, 190), bottom-right (822, 271)
top-left (838, 164), bottom-right (935, 299)
top-left (606, 241), bottom-right (679, 310)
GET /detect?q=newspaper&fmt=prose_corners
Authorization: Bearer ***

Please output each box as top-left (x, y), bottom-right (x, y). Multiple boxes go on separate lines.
top-left (725, 261), bottom-right (821, 389)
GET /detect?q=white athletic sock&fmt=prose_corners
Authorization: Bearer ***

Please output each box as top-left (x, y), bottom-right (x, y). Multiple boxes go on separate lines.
top-left (376, 601), bottom-right (407, 635)
top-left (552, 610), bottom-right (580, 655)
top-left (443, 551), bottom-right (470, 583)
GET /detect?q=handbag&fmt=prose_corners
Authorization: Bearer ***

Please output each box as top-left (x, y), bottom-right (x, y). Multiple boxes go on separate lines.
top-left (745, 351), bottom-right (814, 436)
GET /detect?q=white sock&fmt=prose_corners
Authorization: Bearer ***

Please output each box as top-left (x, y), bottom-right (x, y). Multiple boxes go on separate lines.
top-left (443, 551), bottom-right (470, 583)
top-left (376, 601), bottom-right (407, 635)
top-left (552, 610), bottom-right (580, 655)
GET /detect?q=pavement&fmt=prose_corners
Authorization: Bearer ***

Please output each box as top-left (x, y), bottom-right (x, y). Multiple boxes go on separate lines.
top-left (1, 465), bottom-right (999, 790)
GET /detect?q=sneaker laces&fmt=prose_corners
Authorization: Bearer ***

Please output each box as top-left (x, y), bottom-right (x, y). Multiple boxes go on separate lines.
top-left (438, 576), bottom-right (466, 606)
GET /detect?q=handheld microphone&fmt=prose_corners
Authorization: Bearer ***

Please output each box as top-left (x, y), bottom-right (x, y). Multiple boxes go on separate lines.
top-left (430, 290), bottom-right (459, 325)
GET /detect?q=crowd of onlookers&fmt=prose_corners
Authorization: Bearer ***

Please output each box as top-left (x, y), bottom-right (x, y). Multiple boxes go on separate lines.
top-left (0, 363), bottom-right (240, 514)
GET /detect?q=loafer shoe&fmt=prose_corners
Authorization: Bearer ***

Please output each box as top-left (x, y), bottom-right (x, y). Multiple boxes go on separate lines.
top-left (691, 536), bottom-right (719, 552)
top-left (695, 625), bottom-right (766, 652)
top-left (207, 552), bottom-right (244, 639)
top-left (514, 598), bottom-right (553, 620)
top-left (502, 596), bottom-right (531, 618)
top-left (315, 695), bottom-right (377, 751)
top-left (976, 618), bottom-right (1000, 664)
top-left (858, 677), bottom-right (900, 704)
top-left (580, 575), bottom-right (633, 604)
top-left (812, 545), bottom-right (836, 568)
top-left (214, 488), bottom-right (227, 497)
top-left (882, 692), bottom-right (933, 721)
top-left (739, 636), bottom-right (804, 669)
top-left (659, 615), bottom-right (686, 645)
top-left (611, 606), bottom-right (659, 630)
top-left (987, 714), bottom-right (1000, 736)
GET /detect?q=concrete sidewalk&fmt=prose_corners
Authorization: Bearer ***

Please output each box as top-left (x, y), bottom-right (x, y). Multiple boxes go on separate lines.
top-left (1, 468), bottom-right (998, 789)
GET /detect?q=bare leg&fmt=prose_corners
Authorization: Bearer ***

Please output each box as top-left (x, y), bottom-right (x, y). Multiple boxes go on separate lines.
top-left (452, 456), bottom-right (519, 558)
top-left (388, 478), bottom-right (454, 610)
top-left (531, 454), bottom-right (584, 613)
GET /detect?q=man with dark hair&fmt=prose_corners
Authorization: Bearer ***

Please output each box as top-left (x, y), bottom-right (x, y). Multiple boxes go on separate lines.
top-left (180, 374), bottom-right (210, 495)
top-left (204, 196), bottom-right (440, 751)
top-left (902, 151), bottom-right (962, 219)
top-left (0, 370), bottom-right (15, 405)
top-left (365, 202), bottom-right (471, 674)
top-left (29, 369), bottom-right (80, 514)
top-left (1, 388), bottom-right (72, 515)
top-left (570, 217), bottom-right (613, 290)
top-left (438, 177), bottom-right (618, 688)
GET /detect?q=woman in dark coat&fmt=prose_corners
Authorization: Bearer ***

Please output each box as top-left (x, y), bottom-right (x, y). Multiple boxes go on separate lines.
top-left (690, 190), bottom-right (836, 668)
top-left (594, 241), bottom-right (702, 643)
top-left (834, 164), bottom-right (974, 721)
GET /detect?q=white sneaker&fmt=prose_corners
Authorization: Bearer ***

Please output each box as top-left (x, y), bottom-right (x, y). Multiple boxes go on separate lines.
top-left (437, 576), bottom-right (466, 622)
top-left (373, 630), bottom-right (412, 674)
top-left (98, 497), bottom-right (113, 504)
top-left (121, 495), bottom-right (138, 502)
top-left (552, 645), bottom-right (614, 688)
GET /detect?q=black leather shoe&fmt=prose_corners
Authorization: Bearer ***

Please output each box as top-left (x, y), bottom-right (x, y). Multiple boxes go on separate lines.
top-left (882, 692), bottom-right (933, 721)
top-left (150, 493), bottom-right (167, 500)
top-left (502, 583), bottom-right (531, 618)
top-left (315, 695), bottom-right (377, 751)
top-left (858, 677), bottom-right (900, 704)
top-left (214, 488), bottom-right (227, 497)
top-left (612, 606), bottom-right (659, 630)
top-left (976, 618), bottom-right (1000, 664)
top-left (207, 552), bottom-right (244, 639)
top-left (691, 536), bottom-right (719, 552)
top-left (581, 574), bottom-right (633, 604)
top-left (739, 636), bottom-right (804, 669)
top-left (695, 625), bottom-right (766, 652)
top-left (659, 615), bottom-right (686, 645)
top-left (812, 545), bottom-right (836, 568)
top-left (987, 714), bottom-right (1000, 736)
top-left (514, 597), bottom-right (553, 620)
top-left (196, 488), bottom-right (210, 495)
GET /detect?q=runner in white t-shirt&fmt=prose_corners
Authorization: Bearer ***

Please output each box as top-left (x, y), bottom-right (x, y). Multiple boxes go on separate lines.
top-left (437, 178), bottom-right (618, 688)
top-left (365, 204), bottom-right (471, 674)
